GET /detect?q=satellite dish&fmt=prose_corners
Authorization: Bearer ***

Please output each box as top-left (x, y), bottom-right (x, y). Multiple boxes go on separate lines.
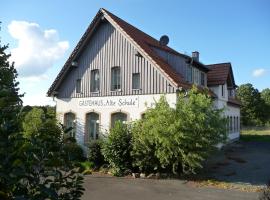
top-left (159, 35), bottom-right (169, 46)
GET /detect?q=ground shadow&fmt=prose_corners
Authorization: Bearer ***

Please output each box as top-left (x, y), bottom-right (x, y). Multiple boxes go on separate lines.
top-left (194, 141), bottom-right (270, 186)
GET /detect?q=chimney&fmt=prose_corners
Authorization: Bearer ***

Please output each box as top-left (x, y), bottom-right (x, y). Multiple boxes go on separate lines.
top-left (192, 51), bottom-right (199, 62)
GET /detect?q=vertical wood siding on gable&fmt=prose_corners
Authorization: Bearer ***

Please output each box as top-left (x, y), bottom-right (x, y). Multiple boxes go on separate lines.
top-left (57, 22), bottom-right (176, 98)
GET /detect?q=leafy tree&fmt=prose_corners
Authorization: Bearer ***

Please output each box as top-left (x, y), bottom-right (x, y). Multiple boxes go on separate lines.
top-left (0, 33), bottom-right (84, 199)
top-left (21, 120), bottom-right (85, 200)
top-left (102, 121), bottom-right (132, 176)
top-left (236, 83), bottom-right (266, 126)
top-left (132, 86), bottom-right (227, 174)
top-left (261, 88), bottom-right (270, 123)
top-left (0, 37), bottom-right (24, 199)
top-left (22, 107), bottom-right (45, 138)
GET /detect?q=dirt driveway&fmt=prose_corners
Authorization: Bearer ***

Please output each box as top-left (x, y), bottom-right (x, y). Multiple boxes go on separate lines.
top-left (82, 141), bottom-right (269, 200)
top-left (202, 141), bottom-right (270, 186)
top-left (82, 175), bottom-right (258, 200)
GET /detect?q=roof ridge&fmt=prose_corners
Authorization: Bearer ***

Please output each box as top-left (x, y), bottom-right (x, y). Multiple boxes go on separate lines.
top-left (207, 62), bottom-right (231, 66)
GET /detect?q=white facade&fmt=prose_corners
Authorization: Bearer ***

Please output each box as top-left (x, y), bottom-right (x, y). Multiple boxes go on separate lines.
top-left (55, 93), bottom-right (177, 146)
top-left (210, 83), bottom-right (240, 141)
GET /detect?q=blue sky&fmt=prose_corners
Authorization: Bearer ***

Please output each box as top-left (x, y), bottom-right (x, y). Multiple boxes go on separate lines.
top-left (1, 0), bottom-right (270, 105)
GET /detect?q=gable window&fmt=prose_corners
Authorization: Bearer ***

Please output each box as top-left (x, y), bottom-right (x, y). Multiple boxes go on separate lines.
top-left (221, 84), bottom-right (225, 97)
top-left (186, 65), bottom-right (193, 83)
top-left (64, 112), bottom-right (76, 137)
top-left (91, 69), bottom-right (100, 92)
top-left (200, 72), bottom-right (205, 86)
top-left (132, 73), bottom-right (140, 90)
top-left (76, 79), bottom-right (81, 93)
top-left (86, 112), bottom-right (99, 141)
top-left (111, 67), bottom-right (121, 91)
top-left (111, 112), bottom-right (127, 127)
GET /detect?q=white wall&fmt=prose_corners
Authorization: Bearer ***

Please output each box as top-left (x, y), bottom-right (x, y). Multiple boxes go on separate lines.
top-left (211, 82), bottom-right (241, 141)
top-left (55, 93), bottom-right (177, 146)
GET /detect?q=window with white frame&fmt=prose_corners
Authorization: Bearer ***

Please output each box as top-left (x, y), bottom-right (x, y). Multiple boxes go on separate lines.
top-left (111, 67), bottom-right (121, 91)
top-left (200, 72), bottom-right (205, 86)
top-left (186, 65), bottom-right (193, 83)
top-left (86, 112), bottom-right (99, 140)
top-left (221, 84), bottom-right (225, 97)
top-left (111, 112), bottom-right (127, 127)
top-left (91, 69), bottom-right (100, 92)
top-left (64, 112), bottom-right (76, 137)
top-left (76, 79), bottom-right (81, 93)
top-left (132, 73), bottom-right (140, 90)
top-left (230, 116), bottom-right (233, 133)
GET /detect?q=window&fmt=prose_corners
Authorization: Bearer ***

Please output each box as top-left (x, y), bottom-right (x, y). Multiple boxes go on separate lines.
top-left (200, 72), bottom-right (205, 86)
top-left (111, 67), bottom-right (121, 91)
top-left (91, 69), bottom-right (100, 92)
top-left (86, 112), bottom-right (99, 141)
top-left (229, 116), bottom-right (233, 133)
top-left (221, 85), bottom-right (225, 97)
top-left (236, 116), bottom-right (239, 132)
top-left (76, 79), bottom-right (81, 93)
top-left (186, 65), bottom-right (193, 83)
top-left (64, 112), bottom-right (76, 137)
top-left (132, 73), bottom-right (140, 90)
top-left (111, 112), bottom-right (127, 127)
top-left (228, 89), bottom-right (235, 97)
top-left (237, 116), bottom-right (240, 131)
top-left (227, 116), bottom-right (229, 133)
top-left (234, 116), bottom-right (236, 132)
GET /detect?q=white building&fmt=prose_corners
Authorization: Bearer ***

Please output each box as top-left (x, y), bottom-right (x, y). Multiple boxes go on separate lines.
top-left (47, 8), bottom-right (241, 147)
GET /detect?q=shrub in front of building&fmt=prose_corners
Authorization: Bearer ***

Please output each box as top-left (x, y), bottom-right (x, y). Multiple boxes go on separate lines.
top-left (88, 139), bottom-right (106, 168)
top-left (102, 121), bottom-right (133, 176)
top-left (131, 86), bottom-right (227, 175)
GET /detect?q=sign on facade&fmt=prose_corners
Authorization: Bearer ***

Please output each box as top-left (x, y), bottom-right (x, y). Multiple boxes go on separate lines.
top-left (78, 96), bottom-right (139, 108)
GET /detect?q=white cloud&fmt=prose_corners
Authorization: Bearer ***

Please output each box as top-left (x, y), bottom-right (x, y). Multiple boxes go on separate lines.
top-left (252, 68), bottom-right (267, 77)
top-left (23, 93), bottom-right (55, 106)
top-left (8, 20), bottom-right (69, 77)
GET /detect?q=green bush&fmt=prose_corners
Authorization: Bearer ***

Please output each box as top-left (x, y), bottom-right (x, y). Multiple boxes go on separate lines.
top-left (102, 121), bottom-right (132, 176)
top-left (132, 86), bottom-right (227, 175)
top-left (88, 139), bottom-right (105, 168)
top-left (80, 161), bottom-right (94, 175)
top-left (64, 141), bottom-right (86, 162)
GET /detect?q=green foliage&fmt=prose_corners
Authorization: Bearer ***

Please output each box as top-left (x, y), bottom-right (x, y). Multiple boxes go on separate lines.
top-left (102, 121), bottom-right (132, 176)
top-left (132, 86), bottom-right (227, 175)
top-left (63, 141), bottom-right (86, 162)
top-left (20, 120), bottom-right (85, 199)
top-left (261, 88), bottom-right (270, 123)
top-left (0, 40), bottom-right (24, 199)
top-left (236, 84), bottom-right (267, 126)
top-left (88, 139), bottom-right (105, 168)
top-left (22, 107), bottom-right (45, 138)
top-left (0, 37), bottom-right (84, 199)
top-left (80, 161), bottom-right (94, 175)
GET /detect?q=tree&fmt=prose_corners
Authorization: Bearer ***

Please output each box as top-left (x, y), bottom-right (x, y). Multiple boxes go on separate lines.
top-left (22, 107), bottom-right (45, 138)
top-left (0, 37), bottom-right (24, 199)
top-left (261, 88), bottom-right (270, 123)
top-left (0, 32), bottom-right (84, 199)
top-left (132, 86), bottom-right (227, 175)
top-left (236, 83), bottom-right (266, 126)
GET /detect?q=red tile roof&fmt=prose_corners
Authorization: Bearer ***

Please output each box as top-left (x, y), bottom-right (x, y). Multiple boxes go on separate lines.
top-left (207, 63), bottom-right (236, 87)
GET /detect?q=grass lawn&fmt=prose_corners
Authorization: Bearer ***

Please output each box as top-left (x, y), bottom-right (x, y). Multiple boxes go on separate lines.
top-left (240, 127), bottom-right (270, 142)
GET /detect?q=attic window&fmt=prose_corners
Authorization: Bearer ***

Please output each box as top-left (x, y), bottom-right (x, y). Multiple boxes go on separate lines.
top-left (76, 79), bottom-right (81, 93)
